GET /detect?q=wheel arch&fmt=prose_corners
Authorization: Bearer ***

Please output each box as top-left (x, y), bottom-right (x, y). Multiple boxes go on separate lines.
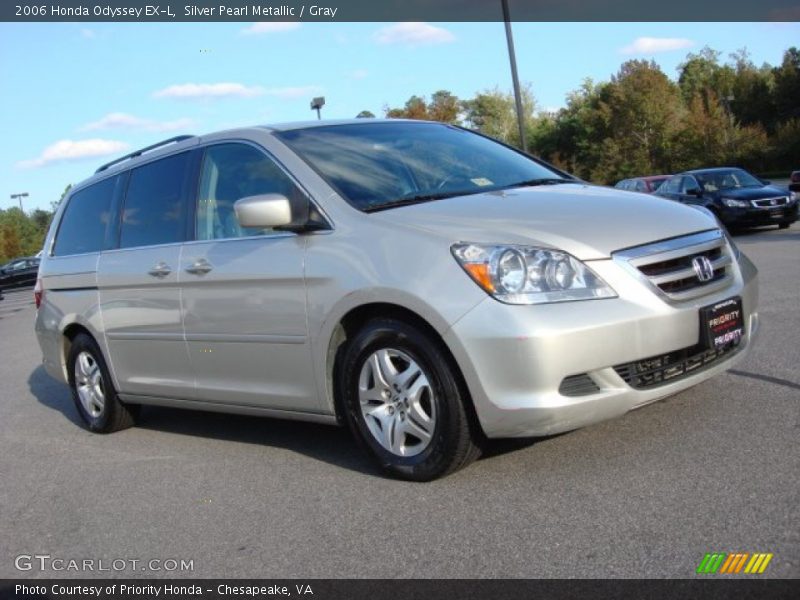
top-left (325, 302), bottom-right (485, 438)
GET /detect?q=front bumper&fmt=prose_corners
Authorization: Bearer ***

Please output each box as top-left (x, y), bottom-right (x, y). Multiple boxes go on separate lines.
top-left (718, 201), bottom-right (798, 227)
top-left (443, 252), bottom-right (759, 438)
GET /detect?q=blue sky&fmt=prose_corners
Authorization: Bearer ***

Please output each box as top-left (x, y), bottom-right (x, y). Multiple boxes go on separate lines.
top-left (1, 21), bottom-right (798, 211)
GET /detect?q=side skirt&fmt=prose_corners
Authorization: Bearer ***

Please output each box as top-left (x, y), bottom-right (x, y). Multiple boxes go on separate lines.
top-left (118, 394), bottom-right (339, 426)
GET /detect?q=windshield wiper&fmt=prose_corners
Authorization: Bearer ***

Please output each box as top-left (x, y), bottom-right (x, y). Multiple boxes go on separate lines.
top-left (504, 178), bottom-right (574, 189)
top-left (363, 191), bottom-right (471, 213)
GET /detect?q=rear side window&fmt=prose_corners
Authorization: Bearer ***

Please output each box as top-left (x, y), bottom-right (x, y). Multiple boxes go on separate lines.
top-left (120, 152), bottom-right (191, 249)
top-left (53, 176), bottom-right (116, 256)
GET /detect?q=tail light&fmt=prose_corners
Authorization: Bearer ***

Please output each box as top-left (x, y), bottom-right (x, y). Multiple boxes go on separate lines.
top-left (34, 278), bottom-right (43, 309)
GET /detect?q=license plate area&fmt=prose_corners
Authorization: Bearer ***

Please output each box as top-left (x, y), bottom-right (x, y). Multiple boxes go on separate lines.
top-left (700, 296), bottom-right (744, 350)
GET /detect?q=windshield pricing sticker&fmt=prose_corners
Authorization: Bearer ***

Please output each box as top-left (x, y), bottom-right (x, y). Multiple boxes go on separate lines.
top-left (471, 177), bottom-right (494, 187)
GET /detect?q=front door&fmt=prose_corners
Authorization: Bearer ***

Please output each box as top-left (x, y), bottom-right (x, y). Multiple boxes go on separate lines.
top-left (178, 142), bottom-right (317, 412)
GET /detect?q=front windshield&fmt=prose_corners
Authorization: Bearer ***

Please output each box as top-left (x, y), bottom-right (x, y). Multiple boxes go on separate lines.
top-left (276, 122), bottom-right (569, 211)
top-left (694, 169), bottom-right (762, 192)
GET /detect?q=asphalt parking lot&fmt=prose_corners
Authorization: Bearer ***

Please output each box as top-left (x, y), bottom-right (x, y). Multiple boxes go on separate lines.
top-left (0, 227), bottom-right (797, 579)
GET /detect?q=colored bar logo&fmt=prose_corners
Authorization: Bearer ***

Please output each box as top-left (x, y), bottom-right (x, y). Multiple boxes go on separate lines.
top-left (696, 552), bottom-right (773, 574)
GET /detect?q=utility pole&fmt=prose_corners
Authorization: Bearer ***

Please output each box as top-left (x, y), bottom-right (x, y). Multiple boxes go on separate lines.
top-left (502, 0), bottom-right (528, 153)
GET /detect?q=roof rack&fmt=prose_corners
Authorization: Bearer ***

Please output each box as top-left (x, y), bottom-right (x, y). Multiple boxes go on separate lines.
top-left (95, 135), bottom-right (195, 173)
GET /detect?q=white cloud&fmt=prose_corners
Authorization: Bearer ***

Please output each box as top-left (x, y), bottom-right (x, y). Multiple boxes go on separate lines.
top-left (373, 22), bottom-right (456, 47)
top-left (620, 37), bottom-right (695, 55)
top-left (80, 28), bottom-right (96, 39)
top-left (263, 86), bottom-right (322, 99)
top-left (17, 139), bottom-right (129, 169)
top-left (241, 22), bottom-right (301, 36)
top-left (80, 112), bottom-right (193, 133)
top-left (349, 69), bottom-right (369, 80)
top-left (153, 82), bottom-right (265, 100)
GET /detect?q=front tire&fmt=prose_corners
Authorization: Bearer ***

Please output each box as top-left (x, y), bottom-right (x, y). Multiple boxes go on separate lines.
top-left (339, 318), bottom-right (481, 481)
top-left (778, 221), bottom-right (791, 229)
top-left (67, 333), bottom-right (138, 433)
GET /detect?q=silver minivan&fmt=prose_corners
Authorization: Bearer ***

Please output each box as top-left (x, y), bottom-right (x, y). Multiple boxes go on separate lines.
top-left (35, 120), bottom-right (759, 480)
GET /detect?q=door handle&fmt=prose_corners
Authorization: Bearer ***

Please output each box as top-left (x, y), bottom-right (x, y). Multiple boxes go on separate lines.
top-left (147, 262), bottom-right (172, 278)
top-left (185, 258), bottom-right (213, 276)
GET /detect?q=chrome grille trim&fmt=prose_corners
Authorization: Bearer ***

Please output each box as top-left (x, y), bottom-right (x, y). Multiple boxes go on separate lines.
top-left (751, 197), bottom-right (787, 208)
top-left (648, 254), bottom-right (731, 286)
top-left (613, 229), bottom-right (735, 302)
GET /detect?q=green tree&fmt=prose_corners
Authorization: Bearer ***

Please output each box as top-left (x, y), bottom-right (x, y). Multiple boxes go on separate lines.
top-left (385, 95), bottom-right (429, 120)
top-left (428, 90), bottom-right (460, 124)
top-left (773, 47), bottom-right (800, 123)
top-left (462, 84), bottom-right (536, 149)
top-left (728, 48), bottom-right (776, 131)
top-left (356, 110), bottom-right (376, 118)
top-left (588, 60), bottom-right (685, 182)
top-left (0, 222), bottom-right (23, 262)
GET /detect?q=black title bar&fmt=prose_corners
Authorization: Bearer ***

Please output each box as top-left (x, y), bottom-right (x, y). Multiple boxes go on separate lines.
top-left (2, 579), bottom-right (799, 600)
top-left (4, 0), bottom-right (800, 22)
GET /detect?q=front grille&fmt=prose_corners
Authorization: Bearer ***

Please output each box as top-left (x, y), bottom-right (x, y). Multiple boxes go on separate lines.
top-left (751, 197), bottom-right (787, 208)
top-left (614, 343), bottom-right (739, 390)
top-left (559, 373), bottom-right (600, 397)
top-left (614, 230), bottom-right (734, 301)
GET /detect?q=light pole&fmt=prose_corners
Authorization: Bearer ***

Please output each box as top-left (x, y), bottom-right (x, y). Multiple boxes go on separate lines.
top-left (310, 96), bottom-right (325, 120)
top-left (10, 192), bottom-right (29, 211)
top-left (502, 0), bottom-right (527, 153)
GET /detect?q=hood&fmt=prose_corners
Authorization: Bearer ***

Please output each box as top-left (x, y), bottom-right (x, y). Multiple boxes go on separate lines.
top-left (709, 185), bottom-right (789, 201)
top-left (372, 183), bottom-right (717, 260)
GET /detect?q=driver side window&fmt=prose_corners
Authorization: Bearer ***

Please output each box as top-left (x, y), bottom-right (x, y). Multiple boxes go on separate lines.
top-left (679, 176), bottom-right (698, 194)
top-left (196, 143), bottom-right (303, 241)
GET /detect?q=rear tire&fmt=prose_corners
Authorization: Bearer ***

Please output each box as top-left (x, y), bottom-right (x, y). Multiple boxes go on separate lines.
top-left (778, 221), bottom-right (791, 229)
top-left (340, 318), bottom-right (481, 481)
top-left (67, 333), bottom-right (138, 433)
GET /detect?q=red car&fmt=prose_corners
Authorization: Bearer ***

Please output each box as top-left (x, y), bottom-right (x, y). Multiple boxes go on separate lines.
top-left (790, 170), bottom-right (800, 194)
top-left (614, 175), bottom-right (672, 194)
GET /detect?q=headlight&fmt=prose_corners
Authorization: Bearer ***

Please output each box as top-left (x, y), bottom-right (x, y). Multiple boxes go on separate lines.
top-left (451, 243), bottom-right (617, 305)
top-left (721, 197), bottom-right (749, 208)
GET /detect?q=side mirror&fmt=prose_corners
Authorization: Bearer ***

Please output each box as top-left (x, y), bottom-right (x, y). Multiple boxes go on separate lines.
top-left (686, 187), bottom-right (703, 197)
top-left (234, 194), bottom-right (292, 229)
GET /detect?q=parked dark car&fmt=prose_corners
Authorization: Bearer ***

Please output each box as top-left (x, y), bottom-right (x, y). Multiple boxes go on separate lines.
top-left (0, 256), bottom-right (40, 290)
top-left (655, 167), bottom-right (799, 229)
top-left (615, 175), bottom-right (671, 194)
top-left (790, 170), bottom-right (800, 194)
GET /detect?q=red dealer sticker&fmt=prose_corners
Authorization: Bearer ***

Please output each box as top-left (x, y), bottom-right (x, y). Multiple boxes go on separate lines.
top-left (700, 296), bottom-right (745, 350)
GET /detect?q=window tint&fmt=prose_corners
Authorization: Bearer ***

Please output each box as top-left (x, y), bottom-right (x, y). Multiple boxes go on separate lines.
top-left (196, 143), bottom-right (303, 240)
top-left (120, 152), bottom-right (190, 249)
top-left (680, 176), bottom-right (700, 193)
top-left (277, 122), bottom-right (566, 211)
top-left (660, 177), bottom-right (680, 194)
top-left (694, 168), bottom-right (761, 192)
top-left (53, 176), bottom-right (116, 256)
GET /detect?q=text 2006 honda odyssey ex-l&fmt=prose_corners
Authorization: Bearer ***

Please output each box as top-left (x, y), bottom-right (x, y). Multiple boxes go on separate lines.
top-left (35, 120), bottom-right (758, 480)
